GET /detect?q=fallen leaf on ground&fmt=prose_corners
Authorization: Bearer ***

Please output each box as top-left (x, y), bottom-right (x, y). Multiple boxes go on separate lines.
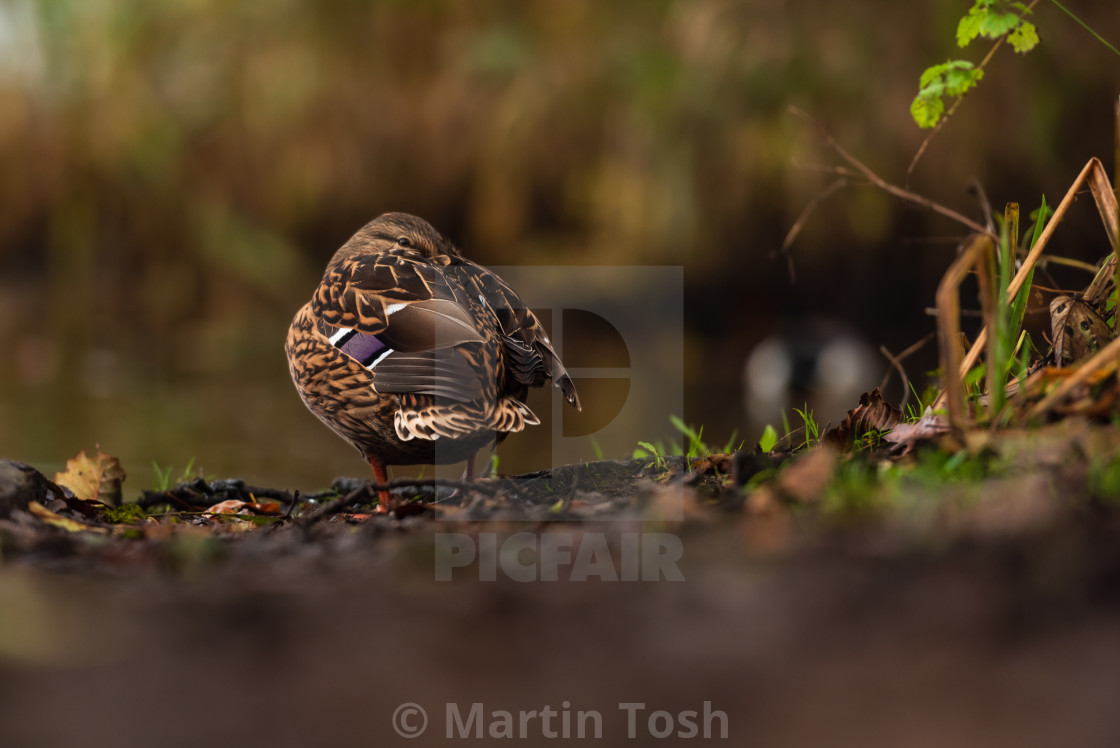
top-left (52, 448), bottom-right (126, 506)
top-left (1050, 295), bottom-right (1114, 367)
top-left (884, 408), bottom-right (951, 455)
top-left (202, 499), bottom-right (282, 516)
top-left (824, 388), bottom-right (902, 448)
top-left (27, 501), bottom-right (108, 534)
top-left (689, 454), bottom-right (734, 475)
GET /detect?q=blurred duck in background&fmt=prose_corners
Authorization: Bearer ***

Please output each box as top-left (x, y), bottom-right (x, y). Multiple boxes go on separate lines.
top-left (744, 320), bottom-right (879, 438)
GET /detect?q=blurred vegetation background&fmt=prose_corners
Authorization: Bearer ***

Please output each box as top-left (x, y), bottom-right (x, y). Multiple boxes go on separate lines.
top-left (0, 0), bottom-right (1116, 490)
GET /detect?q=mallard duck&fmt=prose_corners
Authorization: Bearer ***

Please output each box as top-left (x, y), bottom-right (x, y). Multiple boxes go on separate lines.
top-left (286, 212), bottom-right (581, 509)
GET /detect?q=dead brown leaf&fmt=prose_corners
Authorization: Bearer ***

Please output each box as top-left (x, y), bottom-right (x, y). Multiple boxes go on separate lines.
top-left (884, 408), bottom-right (952, 455)
top-left (689, 454), bottom-right (733, 475)
top-left (27, 501), bottom-right (108, 534)
top-left (1050, 295), bottom-right (1113, 367)
top-left (824, 388), bottom-right (903, 448)
top-left (202, 499), bottom-right (282, 516)
top-left (52, 448), bottom-right (126, 507)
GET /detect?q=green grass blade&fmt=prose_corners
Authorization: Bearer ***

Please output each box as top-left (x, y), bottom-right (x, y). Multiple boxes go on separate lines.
top-left (759, 425), bottom-right (778, 453)
top-left (1048, 0), bottom-right (1120, 58)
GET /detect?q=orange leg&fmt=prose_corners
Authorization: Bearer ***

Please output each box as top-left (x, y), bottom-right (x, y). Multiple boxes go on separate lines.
top-left (367, 456), bottom-right (391, 511)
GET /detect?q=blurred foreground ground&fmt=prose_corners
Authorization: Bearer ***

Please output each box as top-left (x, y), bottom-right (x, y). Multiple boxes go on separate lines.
top-left (1, 512), bottom-right (1118, 747)
top-left (2, 436), bottom-right (1120, 747)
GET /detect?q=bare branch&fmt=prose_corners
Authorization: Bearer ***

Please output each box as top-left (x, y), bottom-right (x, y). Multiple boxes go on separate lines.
top-left (789, 106), bottom-right (995, 239)
top-left (778, 177), bottom-right (848, 283)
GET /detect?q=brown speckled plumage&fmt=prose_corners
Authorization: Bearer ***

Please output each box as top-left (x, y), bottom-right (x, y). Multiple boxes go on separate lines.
top-left (286, 212), bottom-right (580, 507)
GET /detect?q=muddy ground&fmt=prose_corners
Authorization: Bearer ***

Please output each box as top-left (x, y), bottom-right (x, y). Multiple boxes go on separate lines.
top-left (1, 449), bottom-right (1119, 747)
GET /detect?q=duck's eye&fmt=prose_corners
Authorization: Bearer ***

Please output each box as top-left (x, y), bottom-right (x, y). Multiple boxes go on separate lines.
top-left (396, 237), bottom-right (411, 248)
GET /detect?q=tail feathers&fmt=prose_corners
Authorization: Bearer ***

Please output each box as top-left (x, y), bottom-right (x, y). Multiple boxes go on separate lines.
top-left (533, 338), bottom-right (581, 412)
top-left (394, 397), bottom-right (539, 442)
top-left (556, 372), bottom-right (581, 412)
top-left (493, 397), bottom-right (540, 431)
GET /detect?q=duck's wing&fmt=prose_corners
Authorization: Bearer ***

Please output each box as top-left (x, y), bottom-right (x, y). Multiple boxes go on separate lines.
top-left (311, 252), bottom-right (487, 403)
top-left (454, 259), bottom-right (582, 411)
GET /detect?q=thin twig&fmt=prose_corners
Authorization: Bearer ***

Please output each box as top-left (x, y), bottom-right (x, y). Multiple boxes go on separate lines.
top-left (896, 333), bottom-right (936, 362)
top-left (283, 490), bottom-right (300, 520)
top-left (779, 177), bottom-right (848, 282)
top-left (878, 346), bottom-right (911, 408)
top-left (1037, 255), bottom-right (1101, 274)
top-left (877, 333), bottom-right (935, 408)
top-left (789, 107), bottom-right (994, 238)
top-left (295, 476), bottom-right (521, 526)
top-left (925, 307), bottom-right (985, 318)
top-left (907, 113), bottom-right (953, 189)
top-left (968, 179), bottom-right (995, 234)
top-left (297, 483), bottom-right (373, 526)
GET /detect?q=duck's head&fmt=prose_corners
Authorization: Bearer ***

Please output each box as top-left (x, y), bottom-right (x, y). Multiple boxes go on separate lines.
top-left (330, 212), bottom-right (460, 265)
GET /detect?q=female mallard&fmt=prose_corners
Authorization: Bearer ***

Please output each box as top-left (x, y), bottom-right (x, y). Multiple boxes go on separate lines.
top-left (286, 212), bottom-right (581, 508)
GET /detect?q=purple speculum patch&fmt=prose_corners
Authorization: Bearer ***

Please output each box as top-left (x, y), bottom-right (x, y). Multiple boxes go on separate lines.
top-left (332, 329), bottom-right (391, 368)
